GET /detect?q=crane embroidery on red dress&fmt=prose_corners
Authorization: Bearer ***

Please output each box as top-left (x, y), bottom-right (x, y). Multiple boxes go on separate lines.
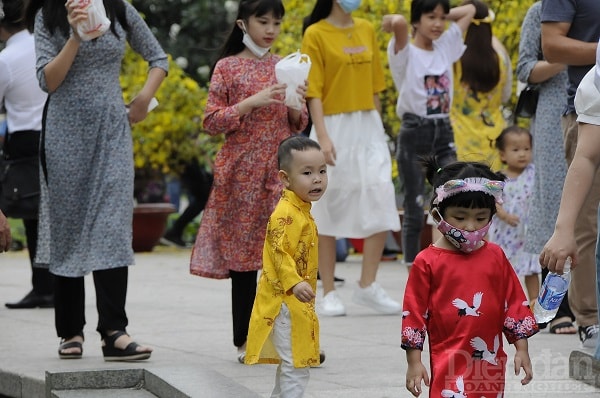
top-left (452, 292), bottom-right (483, 317)
top-left (470, 335), bottom-right (499, 365)
top-left (441, 375), bottom-right (466, 398)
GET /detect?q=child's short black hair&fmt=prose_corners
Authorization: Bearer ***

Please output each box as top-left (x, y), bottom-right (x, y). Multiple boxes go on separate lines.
top-left (411, 0), bottom-right (450, 24)
top-left (423, 157), bottom-right (505, 219)
top-left (278, 135), bottom-right (322, 172)
top-left (494, 125), bottom-right (532, 151)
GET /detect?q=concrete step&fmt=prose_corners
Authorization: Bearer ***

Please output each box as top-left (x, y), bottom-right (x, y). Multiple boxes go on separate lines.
top-left (0, 367), bottom-right (260, 398)
top-left (51, 389), bottom-right (157, 398)
top-left (570, 350), bottom-right (600, 389)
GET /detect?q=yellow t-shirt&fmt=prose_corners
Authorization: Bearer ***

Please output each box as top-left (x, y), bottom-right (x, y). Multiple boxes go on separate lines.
top-left (451, 53), bottom-right (508, 170)
top-left (245, 189), bottom-right (320, 368)
top-left (301, 18), bottom-right (385, 116)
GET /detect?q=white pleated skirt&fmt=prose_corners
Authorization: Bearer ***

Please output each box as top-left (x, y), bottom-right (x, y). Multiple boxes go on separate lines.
top-left (309, 110), bottom-right (400, 238)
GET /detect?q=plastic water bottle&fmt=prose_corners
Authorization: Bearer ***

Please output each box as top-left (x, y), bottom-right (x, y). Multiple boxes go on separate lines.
top-left (533, 257), bottom-right (572, 323)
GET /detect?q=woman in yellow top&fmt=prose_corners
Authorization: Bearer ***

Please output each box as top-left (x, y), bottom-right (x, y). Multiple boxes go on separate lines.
top-left (451, 1), bottom-right (512, 170)
top-left (245, 136), bottom-right (327, 396)
top-left (301, 0), bottom-right (401, 318)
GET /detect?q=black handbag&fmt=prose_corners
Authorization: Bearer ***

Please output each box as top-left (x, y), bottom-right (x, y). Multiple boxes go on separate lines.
top-left (514, 84), bottom-right (539, 119)
top-left (0, 152), bottom-right (40, 219)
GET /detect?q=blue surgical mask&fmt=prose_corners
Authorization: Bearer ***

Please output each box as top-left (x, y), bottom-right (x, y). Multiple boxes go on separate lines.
top-left (337, 0), bottom-right (361, 14)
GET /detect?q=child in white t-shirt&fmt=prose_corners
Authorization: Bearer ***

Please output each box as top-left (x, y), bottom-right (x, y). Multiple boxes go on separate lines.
top-left (382, 0), bottom-right (476, 271)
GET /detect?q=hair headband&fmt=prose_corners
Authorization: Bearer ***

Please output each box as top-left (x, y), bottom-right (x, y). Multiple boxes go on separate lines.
top-left (471, 9), bottom-right (495, 26)
top-left (434, 177), bottom-right (504, 205)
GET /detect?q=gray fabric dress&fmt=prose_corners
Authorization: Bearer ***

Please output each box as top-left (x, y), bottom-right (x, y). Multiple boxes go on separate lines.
top-left (33, 2), bottom-right (168, 277)
top-left (516, 1), bottom-right (568, 255)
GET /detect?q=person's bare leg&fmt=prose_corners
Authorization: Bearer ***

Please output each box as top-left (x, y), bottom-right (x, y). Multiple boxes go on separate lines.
top-left (359, 231), bottom-right (387, 288)
top-left (524, 274), bottom-right (540, 303)
top-left (319, 235), bottom-right (337, 295)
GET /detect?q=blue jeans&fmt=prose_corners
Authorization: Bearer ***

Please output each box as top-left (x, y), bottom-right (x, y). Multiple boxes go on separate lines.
top-left (397, 113), bottom-right (456, 263)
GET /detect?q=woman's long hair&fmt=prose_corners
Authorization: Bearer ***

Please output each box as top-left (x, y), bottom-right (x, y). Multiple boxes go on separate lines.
top-left (25, 0), bottom-right (129, 38)
top-left (0, 0), bottom-right (26, 32)
top-left (459, 0), bottom-right (499, 93)
top-left (303, 0), bottom-right (332, 34)
top-left (210, 0), bottom-right (285, 78)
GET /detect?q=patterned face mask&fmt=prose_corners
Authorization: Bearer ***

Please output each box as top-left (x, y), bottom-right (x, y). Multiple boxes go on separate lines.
top-left (431, 208), bottom-right (491, 253)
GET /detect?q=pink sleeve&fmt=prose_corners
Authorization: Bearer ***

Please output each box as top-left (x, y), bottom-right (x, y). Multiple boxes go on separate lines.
top-left (202, 61), bottom-right (242, 136)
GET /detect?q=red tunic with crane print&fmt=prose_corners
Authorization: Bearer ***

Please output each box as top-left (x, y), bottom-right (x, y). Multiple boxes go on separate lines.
top-left (401, 241), bottom-right (539, 397)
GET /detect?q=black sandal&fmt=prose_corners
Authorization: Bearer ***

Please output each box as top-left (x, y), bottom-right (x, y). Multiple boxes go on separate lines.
top-left (58, 333), bottom-right (84, 359)
top-left (101, 330), bottom-right (151, 361)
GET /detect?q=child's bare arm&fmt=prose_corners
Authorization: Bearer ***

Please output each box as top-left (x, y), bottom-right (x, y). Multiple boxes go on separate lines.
top-left (513, 339), bottom-right (533, 385)
top-left (292, 281), bottom-right (315, 303)
top-left (405, 348), bottom-right (430, 397)
top-left (382, 14), bottom-right (408, 54)
top-left (447, 4), bottom-right (476, 33)
top-left (495, 203), bottom-right (520, 227)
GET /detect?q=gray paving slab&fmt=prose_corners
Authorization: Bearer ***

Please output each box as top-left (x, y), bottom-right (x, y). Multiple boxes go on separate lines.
top-left (1, 248), bottom-right (599, 397)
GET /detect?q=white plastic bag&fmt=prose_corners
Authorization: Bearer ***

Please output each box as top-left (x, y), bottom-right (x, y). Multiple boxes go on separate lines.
top-left (72, 0), bottom-right (111, 41)
top-left (275, 51), bottom-right (311, 110)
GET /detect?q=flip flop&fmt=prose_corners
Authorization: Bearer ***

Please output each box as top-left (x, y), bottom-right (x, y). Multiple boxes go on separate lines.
top-left (549, 321), bottom-right (577, 334)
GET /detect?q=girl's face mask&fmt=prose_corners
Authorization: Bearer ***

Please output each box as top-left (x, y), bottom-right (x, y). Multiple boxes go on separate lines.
top-left (240, 21), bottom-right (271, 59)
top-left (337, 0), bottom-right (362, 13)
top-left (431, 208), bottom-right (491, 253)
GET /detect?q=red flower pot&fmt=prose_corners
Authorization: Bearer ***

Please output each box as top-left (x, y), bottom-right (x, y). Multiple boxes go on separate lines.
top-left (132, 203), bottom-right (176, 252)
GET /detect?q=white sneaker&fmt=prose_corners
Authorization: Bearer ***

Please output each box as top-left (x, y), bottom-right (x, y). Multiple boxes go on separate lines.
top-left (319, 291), bottom-right (346, 316)
top-left (352, 282), bottom-right (401, 314)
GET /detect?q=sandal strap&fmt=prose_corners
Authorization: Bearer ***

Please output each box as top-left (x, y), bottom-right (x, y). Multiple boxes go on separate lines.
top-left (103, 330), bottom-right (129, 346)
top-left (59, 341), bottom-right (83, 351)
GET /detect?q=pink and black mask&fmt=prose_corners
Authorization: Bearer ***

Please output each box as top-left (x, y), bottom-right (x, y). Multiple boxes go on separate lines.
top-left (430, 178), bottom-right (504, 253)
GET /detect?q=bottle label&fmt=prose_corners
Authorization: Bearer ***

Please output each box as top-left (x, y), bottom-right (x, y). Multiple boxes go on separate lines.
top-left (537, 284), bottom-right (567, 311)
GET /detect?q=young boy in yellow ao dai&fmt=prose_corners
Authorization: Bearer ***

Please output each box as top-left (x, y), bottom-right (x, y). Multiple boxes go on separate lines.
top-left (245, 136), bottom-right (327, 397)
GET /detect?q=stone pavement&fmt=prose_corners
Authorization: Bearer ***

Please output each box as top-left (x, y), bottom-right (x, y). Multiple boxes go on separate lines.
top-left (1, 248), bottom-right (599, 397)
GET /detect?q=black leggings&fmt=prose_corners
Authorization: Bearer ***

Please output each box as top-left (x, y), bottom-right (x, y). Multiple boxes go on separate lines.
top-left (231, 270), bottom-right (257, 348)
top-left (54, 267), bottom-right (128, 339)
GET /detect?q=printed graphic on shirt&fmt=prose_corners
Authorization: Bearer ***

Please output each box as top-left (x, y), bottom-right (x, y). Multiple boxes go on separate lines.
top-left (425, 74), bottom-right (451, 115)
top-left (343, 45), bottom-right (369, 66)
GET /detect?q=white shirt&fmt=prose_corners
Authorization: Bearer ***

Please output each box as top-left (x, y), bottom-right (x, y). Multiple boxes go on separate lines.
top-left (595, 37), bottom-right (600, 92)
top-left (0, 30), bottom-right (47, 133)
top-left (387, 23), bottom-right (465, 119)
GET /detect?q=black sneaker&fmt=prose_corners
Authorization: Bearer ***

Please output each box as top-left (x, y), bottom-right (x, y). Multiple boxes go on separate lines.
top-left (578, 324), bottom-right (599, 348)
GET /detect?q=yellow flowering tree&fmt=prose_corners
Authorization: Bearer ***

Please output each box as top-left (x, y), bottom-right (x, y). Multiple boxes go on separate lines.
top-left (120, 47), bottom-right (219, 175)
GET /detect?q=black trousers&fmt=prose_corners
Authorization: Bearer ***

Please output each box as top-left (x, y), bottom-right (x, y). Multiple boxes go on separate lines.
top-left (54, 266), bottom-right (128, 339)
top-left (168, 160), bottom-right (213, 238)
top-left (5, 131), bottom-right (53, 295)
top-left (231, 270), bottom-right (257, 348)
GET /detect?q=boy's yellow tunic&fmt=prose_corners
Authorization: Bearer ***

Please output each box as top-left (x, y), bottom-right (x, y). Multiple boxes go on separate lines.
top-left (245, 189), bottom-right (320, 368)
